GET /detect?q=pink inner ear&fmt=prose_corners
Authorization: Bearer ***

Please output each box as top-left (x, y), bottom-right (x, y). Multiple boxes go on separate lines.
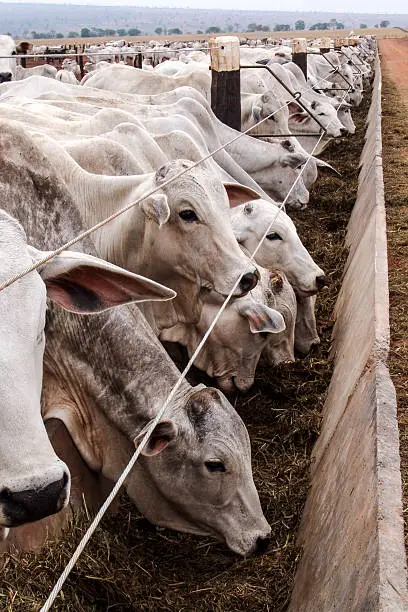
top-left (45, 266), bottom-right (168, 314)
top-left (224, 185), bottom-right (260, 209)
top-left (290, 113), bottom-right (308, 124)
top-left (144, 436), bottom-right (169, 456)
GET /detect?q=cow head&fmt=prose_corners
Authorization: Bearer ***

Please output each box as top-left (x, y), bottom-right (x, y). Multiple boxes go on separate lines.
top-left (230, 199), bottom-right (327, 296)
top-left (130, 386), bottom-right (271, 556)
top-left (0, 210), bottom-right (174, 528)
top-left (0, 35), bottom-right (17, 83)
top-left (137, 160), bottom-right (261, 299)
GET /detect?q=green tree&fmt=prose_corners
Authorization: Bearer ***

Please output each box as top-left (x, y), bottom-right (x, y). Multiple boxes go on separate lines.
top-left (128, 27), bottom-right (141, 36)
top-left (56, 33), bottom-right (64, 38)
top-left (295, 20), bottom-right (305, 30)
top-left (68, 31), bottom-right (79, 38)
top-left (336, 23), bottom-right (345, 29)
top-left (206, 26), bottom-right (221, 34)
top-left (274, 24), bottom-right (291, 32)
top-left (155, 27), bottom-right (163, 35)
top-left (80, 28), bottom-right (91, 38)
top-left (196, 29), bottom-right (203, 34)
top-left (380, 20), bottom-right (390, 27)
top-left (117, 29), bottom-right (128, 36)
top-left (104, 29), bottom-right (116, 36)
top-left (168, 28), bottom-right (182, 35)
top-left (360, 23), bottom-right (368, 28)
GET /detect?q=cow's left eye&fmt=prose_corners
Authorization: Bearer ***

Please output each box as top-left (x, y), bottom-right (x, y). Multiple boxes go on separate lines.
top-left (205, 460), bottom-right (226, 473)
top-left (266, 232), bottom-right (282, 241)
top-left (318, 113), bottom-right (326, 116)
top-left (179, 210), bottom-right (199, 223)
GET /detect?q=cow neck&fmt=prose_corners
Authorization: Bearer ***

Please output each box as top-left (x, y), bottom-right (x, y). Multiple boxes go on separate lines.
top-left (42, 302), bottom-right (190, 474)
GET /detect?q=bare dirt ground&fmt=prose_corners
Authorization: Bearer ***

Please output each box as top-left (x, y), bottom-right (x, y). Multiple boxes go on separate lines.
top-left (29, 27), bottom-right (406, 47)
top-left (379, 38), bottom-right (408, 552)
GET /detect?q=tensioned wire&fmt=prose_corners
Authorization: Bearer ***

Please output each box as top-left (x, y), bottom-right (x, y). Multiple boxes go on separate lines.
top-left (39, 80), bottom-right (353, 610)
top-left (0, 65), bottom-right (339, 293)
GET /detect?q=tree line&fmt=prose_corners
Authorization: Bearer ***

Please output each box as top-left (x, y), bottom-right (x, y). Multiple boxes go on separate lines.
top-left (28, 19), bottom-right (392, 40)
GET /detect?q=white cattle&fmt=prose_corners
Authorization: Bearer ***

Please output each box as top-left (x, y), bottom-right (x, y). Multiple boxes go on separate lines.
top-left (0, 123), bottom-right (271, 555)
top-left (261, 270), bottom-right (297, 367)
top-left (82, 63), bottom-right (212, 102)
top-left (0, 207), bottom-right (173, 531)
top-left (15, 64), bottom-right (58, 80)
top-left (0, 35), bottom-right (16, 82)
top-left (161, 268), bottom-right (288, 393)
top-left (230, 199), bottom-right (326, 296)
top-left (0, 78), bottom-right (311, 207)
top-left (56, 58), bottom-right (80, 84)
top-left (29, 132), bottom-right (260, 331)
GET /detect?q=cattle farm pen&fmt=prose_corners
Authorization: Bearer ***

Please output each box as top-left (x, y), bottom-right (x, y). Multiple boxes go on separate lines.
top-left (0, 35), bottom-right (408, 611)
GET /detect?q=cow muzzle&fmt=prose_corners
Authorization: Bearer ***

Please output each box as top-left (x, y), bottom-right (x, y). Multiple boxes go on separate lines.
top-left (0, 72), bottom-right (12, 83)
top-left (0, 469), bottom-right (70, 527)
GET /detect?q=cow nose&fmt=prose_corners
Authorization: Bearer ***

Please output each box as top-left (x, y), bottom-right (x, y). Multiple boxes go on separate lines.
top-left (340, 127), bottom-right (348, 136)
top-left (0, 470), bottom-right (70, 526)
top-left (316, 274), bottom-right (329, 290)
top-left (0, 72), bottom-right (12, 83)
top-left (254, 533), bottom-right (271, 555)
top-left (239, 271), bottom-right (259, 294)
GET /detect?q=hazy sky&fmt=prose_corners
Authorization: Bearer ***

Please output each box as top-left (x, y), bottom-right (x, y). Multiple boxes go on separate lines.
top-left (1, 0), bottom-right (407, 14)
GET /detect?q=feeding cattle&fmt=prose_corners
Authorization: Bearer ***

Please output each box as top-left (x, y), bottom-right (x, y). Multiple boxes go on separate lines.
top-left (0, 30), bottom-right (380, 609)
top-left (0, 120), bottom-right (271, 556)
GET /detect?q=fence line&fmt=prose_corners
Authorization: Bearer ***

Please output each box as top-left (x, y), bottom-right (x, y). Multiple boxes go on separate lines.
top-left (38, 78), bottom-right (353, 611)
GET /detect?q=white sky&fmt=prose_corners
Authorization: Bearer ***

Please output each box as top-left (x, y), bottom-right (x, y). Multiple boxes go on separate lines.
top-left (1, 0), bottom-right (407, 14)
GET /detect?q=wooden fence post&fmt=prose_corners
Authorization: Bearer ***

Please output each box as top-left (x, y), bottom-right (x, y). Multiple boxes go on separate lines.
top-left (320, 37), bottom-right (332, 54)
top-left (292, 38), bottom-right (308, 79)
top-left (209, 36), bottom-right (241, 131)
top-left (78, 45), bottom-right (85, 79)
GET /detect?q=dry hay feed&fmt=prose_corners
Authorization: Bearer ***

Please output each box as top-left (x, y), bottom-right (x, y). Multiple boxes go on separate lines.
top-left (0, 90), bottom-right (372, 611)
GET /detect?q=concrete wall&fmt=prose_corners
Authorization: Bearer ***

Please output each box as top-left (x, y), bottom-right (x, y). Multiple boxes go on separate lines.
top-left (290, 57), bottom-right (408, 610)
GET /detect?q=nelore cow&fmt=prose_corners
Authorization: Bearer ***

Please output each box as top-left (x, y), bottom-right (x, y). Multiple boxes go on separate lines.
top-left (0, 208), bottom-right (173, 535)
top-left (0, 35), bottom-right (16, 83)
top-left (0, 120), bottom-right (271, 556)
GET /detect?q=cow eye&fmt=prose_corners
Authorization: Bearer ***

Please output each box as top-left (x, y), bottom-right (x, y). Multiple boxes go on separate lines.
top-left (318, 113), bottom-right (326, 116)
top-left (205, 460), bottom-right (226, 473)
top-left (179, 209), bottom-right (199, 223)
top-left (266, 232), bottom-right (282, 241)
top-left (11, 51), bottom-right (17, 55)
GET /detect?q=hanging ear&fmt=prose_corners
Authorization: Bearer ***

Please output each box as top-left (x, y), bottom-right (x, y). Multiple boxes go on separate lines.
top-left (237, 300), bottom-right (286, 334)
top-left (252, 104), bottom-right (262, 122)
top-left (139, 192), bottom-right (170, 227)
top-left (223, 183), bottom-right (262, 208)
top-left (29, 248), bottom-right (176, 314)
top-left (135, 420), bottom-right (178, 456)
top-left (281, 153), bottom-right (307, 169)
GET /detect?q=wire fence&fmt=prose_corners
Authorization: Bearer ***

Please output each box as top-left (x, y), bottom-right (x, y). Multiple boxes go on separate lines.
top-left (0, 39), bottom-right (363, 610)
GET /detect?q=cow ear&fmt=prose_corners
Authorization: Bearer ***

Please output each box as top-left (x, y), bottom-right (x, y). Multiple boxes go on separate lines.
top-left (136, 420), bottom-right (178, 456)
top-left (223, 183), bottom-right (261, 208)
top-left (29, 247), bottom-right (176, 314)
top-left (287, 101), bottom-right (303, 114)
top-left (281, 153), bottom-right (307, 169)
top-left (252, 104), bottom-right (262, 122)
top-left (140, 192), bottom-right (170, 227)
top-left (237, 300), bottom-right (286, 334)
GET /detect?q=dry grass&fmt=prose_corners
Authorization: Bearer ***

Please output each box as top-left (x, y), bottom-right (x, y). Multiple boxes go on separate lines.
top-left (380, 70), bottom-right (408, 551)
top-left (26, 28), bottom-right (407, 47)
top-left (0, 91), bottom-right (373, 611)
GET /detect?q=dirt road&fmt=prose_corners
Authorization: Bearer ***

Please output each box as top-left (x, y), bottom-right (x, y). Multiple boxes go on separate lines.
top-left (380, 37), bottom-right (408, 93)
top-left (379, 38), bottom-right (408, 552)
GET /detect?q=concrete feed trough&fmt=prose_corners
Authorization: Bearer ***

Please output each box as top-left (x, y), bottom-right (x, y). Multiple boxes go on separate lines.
top-left (290, 56), bottom-right (408, 610)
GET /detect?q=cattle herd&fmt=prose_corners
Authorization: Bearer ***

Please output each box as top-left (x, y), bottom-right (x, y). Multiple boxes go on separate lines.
top-left (0, 32), bottom-right (375, 572)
